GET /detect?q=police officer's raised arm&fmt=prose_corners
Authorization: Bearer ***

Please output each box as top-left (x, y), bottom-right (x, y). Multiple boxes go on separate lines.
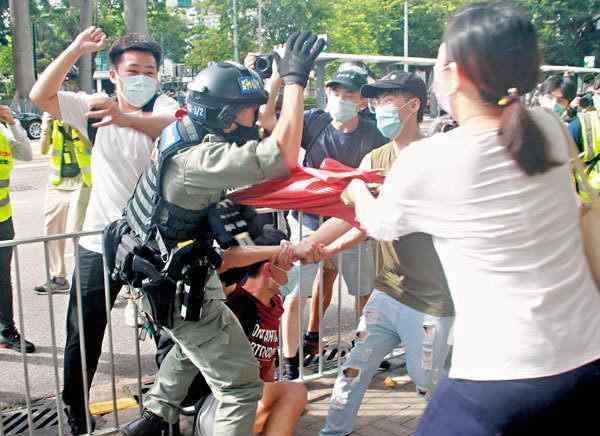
top-left (269, 32), bottom-right (325, 169)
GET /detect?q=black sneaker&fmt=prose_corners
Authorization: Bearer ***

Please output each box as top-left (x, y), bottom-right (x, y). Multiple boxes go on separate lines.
top-left (0, 327), bottom-right (35, 353)
top-left (65, 406), bottom-right (96, 436)
top-left (120, 409), bottom-right (169, 436)
top-left (34, 277), bottom-right (70, 295)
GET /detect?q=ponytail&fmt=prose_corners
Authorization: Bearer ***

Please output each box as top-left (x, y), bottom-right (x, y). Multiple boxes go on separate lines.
top-left (444, 3), bottom-right (558, 176)
top-left (498, 98), bottom-right (558, 176)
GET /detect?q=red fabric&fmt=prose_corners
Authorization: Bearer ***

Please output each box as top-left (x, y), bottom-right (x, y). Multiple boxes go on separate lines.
top-left (229, 159), bottom-right (383, 226)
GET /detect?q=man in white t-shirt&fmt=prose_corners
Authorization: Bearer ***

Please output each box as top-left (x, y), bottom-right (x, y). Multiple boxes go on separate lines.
top-left (30, 27), bottom-right (177, 435)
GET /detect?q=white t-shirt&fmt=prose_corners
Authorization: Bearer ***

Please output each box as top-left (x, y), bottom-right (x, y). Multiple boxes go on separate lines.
top-left (357, 108), bottom-right (600, 380)
top-left (58, 91), bottom-right (178, 253)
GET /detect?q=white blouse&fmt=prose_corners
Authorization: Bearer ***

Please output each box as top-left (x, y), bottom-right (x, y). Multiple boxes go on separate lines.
top-left (358, 109), bottom-right (600, 380)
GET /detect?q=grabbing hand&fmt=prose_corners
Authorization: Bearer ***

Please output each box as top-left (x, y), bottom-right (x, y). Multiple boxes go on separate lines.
top-left (85, 94), bottom-right (129, 128)
top-left (73, 26), bottom-right (106, 55)
top-left (273, 31), bottom-right (326, 88)
top-left (0, 105), bottom-right (15, 125)
top-left (275, 240), bottom-right (295, 271)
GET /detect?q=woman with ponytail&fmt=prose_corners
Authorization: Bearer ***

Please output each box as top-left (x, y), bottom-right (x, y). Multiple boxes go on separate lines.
top-left (341, 2), bottom-right (600, 435)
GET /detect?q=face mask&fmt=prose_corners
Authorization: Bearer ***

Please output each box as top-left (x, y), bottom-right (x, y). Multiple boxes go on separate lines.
top-left (119, 75), bottom-right (158, 108)
top-left (223, 125), bottom-right (260, 146)
top-left (539, 96), bottom-right (565, 117)
top-left (326, 96), bottom-right (358, 123)
top-left (375, 105), bottom-right (403, 139)
top-left (433, 67), bottom-right (455, 120)
top-left (268, 263), bottom-right (288, 288)
top-left (375, 100), bottom-right (414, 139)
top-left (593, 94), bottom-right (600, 111)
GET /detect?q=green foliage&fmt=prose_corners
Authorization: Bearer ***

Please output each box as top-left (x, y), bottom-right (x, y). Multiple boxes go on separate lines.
top-left (1, 0), bottom-right (598, 101)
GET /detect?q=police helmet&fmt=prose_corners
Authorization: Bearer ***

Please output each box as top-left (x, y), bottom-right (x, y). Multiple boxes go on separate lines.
top-left (186, 61), bottom-right (269, 130)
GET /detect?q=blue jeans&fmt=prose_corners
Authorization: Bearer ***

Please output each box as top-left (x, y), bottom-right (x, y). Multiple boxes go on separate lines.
top-left (320, 290), bottom-right (454, 436)
top-left (415, 358), bottom-right (600, 436)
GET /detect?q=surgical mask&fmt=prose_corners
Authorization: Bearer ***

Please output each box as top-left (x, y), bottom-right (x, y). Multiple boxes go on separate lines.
top-left (539, 96), bottom-right (565, 117)
top-left (593, 94), bottom-right (600, 110)
top-left (432, 66), bottom-right (455, 120)
top-left (326, 96), bottom-right (358, 123)
top-left (119, 75), bottom-right (158, 108)
top-left (268, 263), bottom-right (288, 288)
top-left (374, 100), bottom-right (414, 139)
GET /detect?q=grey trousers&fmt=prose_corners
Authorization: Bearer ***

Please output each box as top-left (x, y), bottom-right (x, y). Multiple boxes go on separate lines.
top-left (144, 299), bottom-right (263, 436)
top-left (0, 218), bottom-right (15, 335)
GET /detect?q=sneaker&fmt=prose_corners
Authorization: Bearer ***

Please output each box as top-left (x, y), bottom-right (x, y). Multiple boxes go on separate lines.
top-left (0, 327), bottom-right (35, 353)
top-left (34, 277), bottom-right (70, 295)
top-left (65, 406), bottom-right (96, 436)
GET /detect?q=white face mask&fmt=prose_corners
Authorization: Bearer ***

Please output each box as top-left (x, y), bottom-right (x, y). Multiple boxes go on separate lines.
top-left (432, 65), bottom-right (455, 120)
top-left (326, 95), bottom-right (358, 123)
top-left (119, 74), bottom-right (158, 108)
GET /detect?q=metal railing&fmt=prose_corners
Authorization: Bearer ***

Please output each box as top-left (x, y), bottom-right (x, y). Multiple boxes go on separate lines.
top-left (0, 210), bottom-right (393, 435)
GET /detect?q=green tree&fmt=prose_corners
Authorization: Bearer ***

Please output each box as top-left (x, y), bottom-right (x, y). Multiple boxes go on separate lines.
top-left (516, 0), bottom-right (600, 67)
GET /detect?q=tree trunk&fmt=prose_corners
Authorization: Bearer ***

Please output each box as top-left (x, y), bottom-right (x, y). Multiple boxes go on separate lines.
top-left (8, 0), bottom-right (35, 112)
top-left (124, 0), bottom-right (148, 35)
top-left (79, 0), bottom-right (94, 92)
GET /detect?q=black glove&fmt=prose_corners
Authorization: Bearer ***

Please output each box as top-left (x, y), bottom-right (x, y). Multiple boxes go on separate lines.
top-left (274, 31), bottom-right (327, 88)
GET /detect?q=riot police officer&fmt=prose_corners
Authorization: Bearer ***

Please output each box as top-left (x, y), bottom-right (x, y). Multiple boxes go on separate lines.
top-left (113, 31), bottom-right (325, 436)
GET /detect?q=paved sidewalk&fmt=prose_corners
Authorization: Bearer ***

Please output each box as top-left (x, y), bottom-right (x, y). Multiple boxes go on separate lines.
top-left (294, 362), bottom-right (426, 436)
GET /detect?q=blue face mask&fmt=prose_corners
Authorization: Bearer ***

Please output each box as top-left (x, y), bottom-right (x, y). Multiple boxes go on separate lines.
top-left (326, 96), bottom-right (358, 123)
top-left (375, 103), bottom-right (409, 139)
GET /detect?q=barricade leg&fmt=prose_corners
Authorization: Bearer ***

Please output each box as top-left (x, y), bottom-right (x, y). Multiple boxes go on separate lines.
top-left (43, 242), bottom-right (65, 436)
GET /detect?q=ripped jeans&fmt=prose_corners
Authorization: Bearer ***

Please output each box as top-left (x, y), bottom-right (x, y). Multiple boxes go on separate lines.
top-left (320, 290), bottom-right (454, 436)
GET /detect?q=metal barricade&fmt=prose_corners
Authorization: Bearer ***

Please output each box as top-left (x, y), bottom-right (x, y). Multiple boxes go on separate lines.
top-left (0, 209), bottom-right (398, 435)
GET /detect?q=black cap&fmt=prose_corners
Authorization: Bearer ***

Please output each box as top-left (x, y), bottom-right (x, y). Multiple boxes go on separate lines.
top-left (361, 70), bottom-right (427, 106)
top-left (326, 66), bottom-right (368, 92)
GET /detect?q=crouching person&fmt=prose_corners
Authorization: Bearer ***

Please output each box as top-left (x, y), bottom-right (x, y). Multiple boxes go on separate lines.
top-left (196, 227), bottom-right (307, 436)
top-left (106, 31), bottom-right (325, 436)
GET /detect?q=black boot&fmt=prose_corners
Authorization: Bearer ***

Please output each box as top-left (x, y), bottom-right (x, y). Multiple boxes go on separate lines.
top-left (64, 406), bottom-right (96, 436)
top-left (120, 409), bottom-right (169, 436)
top-left (281, 353), bottom-right (300, 381)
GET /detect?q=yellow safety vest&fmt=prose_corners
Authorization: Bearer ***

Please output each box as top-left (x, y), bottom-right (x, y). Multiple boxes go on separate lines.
top-left (0, 129), bottom-right (13, 222)
top-left (579, 110), bottom-right (600, 190)
top-left (50, 120), bottom-right (92, 187)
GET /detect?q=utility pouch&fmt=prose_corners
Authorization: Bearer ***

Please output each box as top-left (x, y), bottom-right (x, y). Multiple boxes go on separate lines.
top-left (141, 277), bottom-right (176, 330)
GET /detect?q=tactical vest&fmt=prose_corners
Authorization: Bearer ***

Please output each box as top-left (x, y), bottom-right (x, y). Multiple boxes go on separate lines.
top-left (50, 120), bottom-right (92, 187)
top-left (579, 110), bottom-right (600, 190)
top-left (124, 115), bottom-right (210, 250)
top-left (0, 129), bottom-right (13, 222)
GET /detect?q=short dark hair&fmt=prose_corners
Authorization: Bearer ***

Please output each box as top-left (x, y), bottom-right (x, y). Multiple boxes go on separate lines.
top-left (445, 2), bottom-right (557, 176)
top-left (108, 33), bottom-right (162, 67)
top-left (219, 227), bottom-right (289, 286)
top-left (541, 75), bottom-right (577, 102)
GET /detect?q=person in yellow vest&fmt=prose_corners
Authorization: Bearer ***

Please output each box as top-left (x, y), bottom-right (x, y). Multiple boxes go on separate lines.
top-left (0, 104), bottom-right (35, 353)
top-left (569, 75), bottom-right (600, 190)
top-left (33, 113), bottom-right (91, 294)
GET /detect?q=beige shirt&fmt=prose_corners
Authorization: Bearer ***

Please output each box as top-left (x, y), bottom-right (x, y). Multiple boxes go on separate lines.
top-left (361, 142), bottom-right (454, 317)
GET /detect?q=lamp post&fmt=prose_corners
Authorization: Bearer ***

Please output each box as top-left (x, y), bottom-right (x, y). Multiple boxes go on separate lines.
top-left (232, 0), bottom-right (240, 62)
top-left (404, 0), bottom-right (409, 72)
top-left (31, 21), bottom-right (38, 80)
